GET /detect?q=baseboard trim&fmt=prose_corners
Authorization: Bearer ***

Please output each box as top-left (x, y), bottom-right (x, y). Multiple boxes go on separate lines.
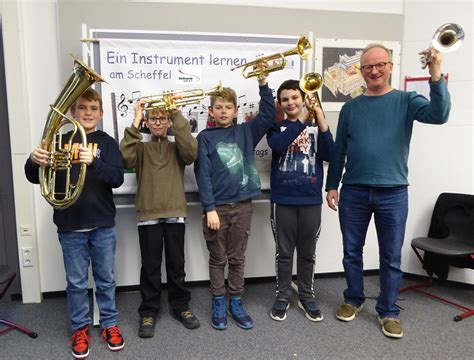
top-left (11, 269), bottom-right (471, 301)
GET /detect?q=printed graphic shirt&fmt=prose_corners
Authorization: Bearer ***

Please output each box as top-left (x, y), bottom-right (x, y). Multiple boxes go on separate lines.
top-left (267, 119), bottom-right (334, 205)
top-left (194, 84), bottom-right (276, 212)
top-left (24, 130), bottom-right (124, 233)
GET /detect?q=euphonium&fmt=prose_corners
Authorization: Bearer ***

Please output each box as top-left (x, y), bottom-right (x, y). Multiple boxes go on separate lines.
top-left (132, 82), bottom-right (223, 111)
top-left (421, 23), bottom-right (465, 69)
top-left (299, 72), bottom-right (324, 125)
top-left (231, 36), bottom-right (312, 80)
top-left (39, 56), bottom-right (105, 209)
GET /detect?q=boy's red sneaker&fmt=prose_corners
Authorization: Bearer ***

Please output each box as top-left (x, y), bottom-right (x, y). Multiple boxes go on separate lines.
top-left (69, 325), bottom-right (90, 359)
top-left (101, 325), bottom-right (125, 351)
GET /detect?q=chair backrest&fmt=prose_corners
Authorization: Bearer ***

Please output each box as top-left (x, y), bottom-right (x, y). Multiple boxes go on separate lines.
top-left (428, 193), bottom-right (474, 244)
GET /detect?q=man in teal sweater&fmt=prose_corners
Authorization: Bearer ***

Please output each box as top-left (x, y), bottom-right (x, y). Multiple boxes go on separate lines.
top-left (326, 44), bottom-right (451, 339)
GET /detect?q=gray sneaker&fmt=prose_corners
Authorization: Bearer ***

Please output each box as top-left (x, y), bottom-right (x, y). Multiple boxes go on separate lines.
top-left (335, 303), bottom-right (363, 321)
top-left (270, 299), bottom-right (290, 321)
top-left (138, 316), bottom-right (156, 338)
top-left (298, 300), bottom-right (323, 322)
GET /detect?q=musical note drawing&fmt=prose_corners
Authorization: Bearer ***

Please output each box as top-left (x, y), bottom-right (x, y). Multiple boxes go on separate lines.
top-left (248, 102), bottom-right (255, 109)
top-left (117, 93), bottom-right (129, 117)
top-left (238, 95), bottom-right (247, 108)
top-left (129, 90), bottom-right (142, 103)
top-left (199, 104), bottom-right (207, 114)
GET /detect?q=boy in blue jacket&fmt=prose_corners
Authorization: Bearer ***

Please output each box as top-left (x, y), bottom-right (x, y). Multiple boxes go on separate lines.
top-left (25, 88), bottom-right (125, 358)
top-left (194, 70), bottom-right (276, 330)
top-left (267, 79), bottom-right (334, 322)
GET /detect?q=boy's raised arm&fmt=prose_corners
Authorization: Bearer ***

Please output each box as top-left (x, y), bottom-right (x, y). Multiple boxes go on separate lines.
top-left (170, 110), bottom-right (198, 165)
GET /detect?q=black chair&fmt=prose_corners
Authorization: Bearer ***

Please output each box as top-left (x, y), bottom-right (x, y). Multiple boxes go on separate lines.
top-left (400, 193), bottom-right (474, 322)
top-left (0, 264), bottom-right (38, 338)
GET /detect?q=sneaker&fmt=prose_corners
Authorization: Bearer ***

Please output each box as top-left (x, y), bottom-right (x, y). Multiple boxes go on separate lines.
top-left (336, 303), bottom-right (364, 322)
top-left (101, 325), bottom-right (125, 351)
top-left (211, 295), bottom-right (227, 330)
top-left (378, 317), bottom-right (404, 339)
top-left (69, 325), bottom-right (90, 359)
top-left (172, 308), bottom-right (201, 329)
top-left (270, 299), bottom-right (290, 321)
top-left (229, 296), bottom-right (254, 329)
top-left (298, 300), bottom-right (323, 322)
top-left (138, 316), bottom-right (156, 338)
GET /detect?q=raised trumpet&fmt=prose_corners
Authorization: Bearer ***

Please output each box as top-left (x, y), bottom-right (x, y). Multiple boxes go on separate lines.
top-left (129, 82), bottom-right (223, 111)
top-left (421, 23), bottom-right (464, 69)
top-left (299, 72), bottom-right (324, 125)
top-left (231, 36), bottom-right (312, 80)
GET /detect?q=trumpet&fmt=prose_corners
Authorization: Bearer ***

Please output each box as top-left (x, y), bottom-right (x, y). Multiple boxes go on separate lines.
top-left (299, 72), bottom-right (324, 125)
top-left (129, 82), bottom-right (223, 111)
top-left (231, 36), bottom-right (312, 80)
top-left (421, 23), bottom-right (465, 69)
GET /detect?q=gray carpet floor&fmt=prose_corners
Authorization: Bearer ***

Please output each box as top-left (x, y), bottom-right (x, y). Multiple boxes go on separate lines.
top-left (1, 275), bottom-right (473, 359)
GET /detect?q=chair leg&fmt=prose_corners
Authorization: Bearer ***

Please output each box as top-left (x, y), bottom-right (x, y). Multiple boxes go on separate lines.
top-left (401, 245), bottom-right (473, 322)
top-left (453, 309), bottom-right (474, 322)
top-left (0, 319), bottom-right (38, 338)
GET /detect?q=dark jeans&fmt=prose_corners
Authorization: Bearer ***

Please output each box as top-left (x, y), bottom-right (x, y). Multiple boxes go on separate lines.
top-left (270, 203), bottom-right (321, 302)
top-left (339, 185), bottom-right (408, 318)
top-left (203, 200), bottom-right (253, 296)
top-left (137, 223), bottom-right (191, 316)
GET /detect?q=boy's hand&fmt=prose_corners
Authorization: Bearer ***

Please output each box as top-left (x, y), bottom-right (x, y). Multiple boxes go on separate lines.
top-left (79, 146), bottom-right (94, 166)
top-left (313, 106), bottom-right (329, 132)
top-left (30, 140), bottom-right (50, 166)
top-left (326, 190), bottom-right (339, 211)
top-left (256, 61), bottom-right (268, 86)
top-left (133, 100), bottom-right (146, 129)
top-left (206, 210), bottom-right (220, 230)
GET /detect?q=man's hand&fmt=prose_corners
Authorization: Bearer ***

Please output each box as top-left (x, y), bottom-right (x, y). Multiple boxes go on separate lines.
top-left (326, 189), bottom-right (339, 211)
top-left (79, 146), bottom-right (94, 166)
top-left (206, 210), bottom-right (220, 230)
top-left (419, 47), bottom-right (443, 82)
top-left (30, 140), bottom-right (50, 166)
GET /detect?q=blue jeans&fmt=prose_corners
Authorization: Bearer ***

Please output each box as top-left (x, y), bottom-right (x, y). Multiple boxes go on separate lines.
top-left (58, 227), bottom-right (118, 331)
top-left (339, 185), bottom-right (408, 318)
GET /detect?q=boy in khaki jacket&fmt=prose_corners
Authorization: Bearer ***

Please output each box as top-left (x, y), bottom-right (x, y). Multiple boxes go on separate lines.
top-left (120, 100), bottom-right (198, 338)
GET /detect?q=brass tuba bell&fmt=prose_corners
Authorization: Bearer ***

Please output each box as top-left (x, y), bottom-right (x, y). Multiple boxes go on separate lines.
top-left (299, 72), bottom-right (324, 125)
top-left (421, 23), bottom-right (465, 69)
top-left (231, 36), bottom-right (312, 80)
top-left (39, 56), bottom-right (105, 209)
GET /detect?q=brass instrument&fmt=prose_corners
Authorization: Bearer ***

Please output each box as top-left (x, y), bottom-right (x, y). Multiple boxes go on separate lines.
top-left (131, 82), bottom-right (223, 111)
top-left (231, 36), bottom-right (312, 80)
top-left (421, 23), bottom-right (465, 69)
top-left (299, 72), bottom-right (324, 125)
top-left (39, 56), bottom-right (105, 209)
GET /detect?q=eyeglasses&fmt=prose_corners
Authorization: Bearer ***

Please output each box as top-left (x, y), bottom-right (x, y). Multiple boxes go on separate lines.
top-left (148, 116), bottom-right (169, 125)
top-left (360, 62), bottom-right (392, 73)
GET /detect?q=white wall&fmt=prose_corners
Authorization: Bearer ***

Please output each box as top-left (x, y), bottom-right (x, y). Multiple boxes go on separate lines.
top-left (3, 0), bottom-right (472, 303)
top-left (400, 0), bottom-right (473, 284)
top-left (134, 0), bottom-right (404, 14)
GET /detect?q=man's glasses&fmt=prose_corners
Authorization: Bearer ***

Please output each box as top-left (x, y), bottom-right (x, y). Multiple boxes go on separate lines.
top-left (360, 62), bottom-right (392, 73)
top-left (148, 116), bottom-right (169, 125)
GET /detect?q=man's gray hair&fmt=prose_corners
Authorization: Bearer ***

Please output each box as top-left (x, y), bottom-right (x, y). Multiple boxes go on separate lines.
top-left (360, 43), bottom-right (392, 63)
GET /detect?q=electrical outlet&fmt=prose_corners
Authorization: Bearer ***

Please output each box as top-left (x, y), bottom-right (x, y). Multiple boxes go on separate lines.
top-left (20, 224), bottom-right (32, 236)
top-left (22, 247), bottom-right (34, 267)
